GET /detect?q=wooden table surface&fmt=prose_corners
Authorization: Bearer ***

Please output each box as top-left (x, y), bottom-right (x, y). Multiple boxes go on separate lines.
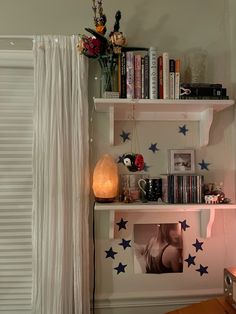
top-left (165, 297), bottom-right (236, 314)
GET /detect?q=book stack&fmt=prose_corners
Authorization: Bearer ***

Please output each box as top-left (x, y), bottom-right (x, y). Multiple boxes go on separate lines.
top-left (180, 83), bottom-right (229, 100)
top-left (164, 174), bottom-right (204, 204)
top-left (117, 47), bottom-right (181, 100)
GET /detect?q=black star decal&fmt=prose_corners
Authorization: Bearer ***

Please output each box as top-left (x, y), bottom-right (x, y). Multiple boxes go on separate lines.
top-left (149, 143), bottom-right (159, 153)
top-left (198, 159), bottom-right (210, 171)
top-left (116, 218), bottom-right (128, 231)
top-left (114, 262), bottom-right (127, 274)
top-left (120, 130), bottom-right (131, 142)
top-left (196, 264), bottom-right (208, 276)
top-left (192, 239), bottom-right (204, 252)
top-left (179, 219), bottom-right (190, 231)
top-left (184, 254), bottom-right (196, 267)
top-left (179, 124), bottom-right (188, 136)
top-left (119, 238), bottom-right (131, 250)
top-left (117, 154), bottom-right (125, 164)
top-left (105, 247), bottom-right (117, 259)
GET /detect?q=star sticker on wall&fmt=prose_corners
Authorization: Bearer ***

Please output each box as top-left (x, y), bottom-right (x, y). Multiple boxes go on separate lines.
top-left (117, 154), bottom-right (125, 163)
top-left (184, 254), bottom-right (196, 267)
top-left (114, 262), bottom-right (127, 274)
top-left (192, 239), bottom-right (204, 252)
top-left (105, 247), bottom-right (117, 259)
top-left (179, 219), bottom-right (190, 231)
top-left (116, 218), bottom-right (128, 231)
top-left (196, 264), bottom-right (208, 276)
top-left (120, 130), bottom-right (131, 142)
top-left (179, 124), bottom-right (189, 136)
top-left (119, 238), bottom-right (131, 250)
top-left (149, 143), bottom-right (159, 153)
top-left (198, 159), bottom-right (210, 170)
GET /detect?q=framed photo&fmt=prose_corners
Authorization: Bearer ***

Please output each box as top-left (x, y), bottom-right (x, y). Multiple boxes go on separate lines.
top-left (168, 149), bottom-right (195, 174)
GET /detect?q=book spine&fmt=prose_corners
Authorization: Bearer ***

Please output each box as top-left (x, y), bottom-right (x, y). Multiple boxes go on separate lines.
top-left (149, 47), bottom-right (158, 99)
top-left (163, 52), bottom-right (169, 99)
top-left (126, 51), bottom-right (134, 99)
top-left (134, 54), bottom-right (142, 99)
top-left (180, 86), bottom-right (223, 97)
top-left (175, 59), bottom-right (180, 99)
top-left (120, 52), bottom-right (127, 98)
top-left (141, 57), bottom-right (145, 99)
top-left (169, 59), bottom-right (175, 99)
top-left (158, 55), bottom-right (163, 99)
top-left (144, 54), bottom-right (149, 99)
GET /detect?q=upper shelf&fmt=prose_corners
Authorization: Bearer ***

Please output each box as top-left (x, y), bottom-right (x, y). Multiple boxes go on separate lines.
top-left (94, 98), bottom-right (235, 146)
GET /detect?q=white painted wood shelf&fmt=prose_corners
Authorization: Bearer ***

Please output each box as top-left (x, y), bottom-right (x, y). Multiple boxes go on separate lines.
top-left (94, 202), bottom-right (236, 239)
top-left (94, 98), bottom-right (234, 146)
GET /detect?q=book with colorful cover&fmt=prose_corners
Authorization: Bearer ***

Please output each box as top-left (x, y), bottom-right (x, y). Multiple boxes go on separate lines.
top-left (175, 59), bottom-right (180, 99)
top-left (126, 51), bottom-right (134, 99)
top-left (134, 54), bottom-right (142, 99)
top-left (158, 55), bottom-right (163, 99)
top-left (169, 59), bottom-right (175, 99)
top-left (144, 54), bottom-right (149, 99)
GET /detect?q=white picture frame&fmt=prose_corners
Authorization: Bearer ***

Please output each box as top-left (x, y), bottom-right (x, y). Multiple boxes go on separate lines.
top-left (168, 149), bottom-right (195, 174)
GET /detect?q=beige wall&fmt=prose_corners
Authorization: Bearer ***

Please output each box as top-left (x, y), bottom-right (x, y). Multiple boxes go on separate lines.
top-left (1, 0), bottom-right (236, 313)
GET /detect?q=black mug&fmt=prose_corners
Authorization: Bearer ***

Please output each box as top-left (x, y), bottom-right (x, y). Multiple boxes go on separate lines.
top-left (138, 177), bottom-right (162, 201)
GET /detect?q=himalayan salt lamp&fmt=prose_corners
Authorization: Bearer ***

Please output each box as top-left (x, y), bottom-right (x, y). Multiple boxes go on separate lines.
top-left (92, 154), bottom-right (119, 202)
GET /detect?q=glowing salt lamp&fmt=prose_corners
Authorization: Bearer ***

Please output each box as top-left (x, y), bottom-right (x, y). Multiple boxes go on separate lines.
top-left (92, 154), bottom-right (119, 202)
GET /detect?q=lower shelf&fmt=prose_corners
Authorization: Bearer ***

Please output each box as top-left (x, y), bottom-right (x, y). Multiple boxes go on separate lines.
top-left (94, 202), bottom-right (236, 239)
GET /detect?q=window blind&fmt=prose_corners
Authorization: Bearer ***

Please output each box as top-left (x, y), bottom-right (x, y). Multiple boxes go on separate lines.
top-left (0, 64), bottom-right (33, 314)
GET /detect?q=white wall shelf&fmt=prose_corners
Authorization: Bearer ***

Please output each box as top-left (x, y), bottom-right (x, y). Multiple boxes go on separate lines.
top-left (94, 98), bottom-right (234, 147)
top-left (94, 202), bottom-right (236, 239)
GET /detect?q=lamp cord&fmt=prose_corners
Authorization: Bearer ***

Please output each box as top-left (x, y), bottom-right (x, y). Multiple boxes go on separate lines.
top-left (92, 200), bottom-right (96, 314)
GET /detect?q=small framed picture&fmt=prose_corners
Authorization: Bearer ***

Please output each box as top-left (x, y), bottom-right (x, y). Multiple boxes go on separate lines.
top-left (168, 149), bottom-right (195, 174)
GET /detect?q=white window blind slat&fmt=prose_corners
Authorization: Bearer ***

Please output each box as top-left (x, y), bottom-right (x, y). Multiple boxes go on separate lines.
top-left (0, 65), bottom-right (33, 313)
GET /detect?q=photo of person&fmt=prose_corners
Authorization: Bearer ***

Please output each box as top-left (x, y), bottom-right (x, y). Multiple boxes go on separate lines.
top-left (134, 223), bottom-right (183, 274)
top-left (169, 149), bottom-right (195, 174)
top-left (174, 153), bottom-right (191, 172)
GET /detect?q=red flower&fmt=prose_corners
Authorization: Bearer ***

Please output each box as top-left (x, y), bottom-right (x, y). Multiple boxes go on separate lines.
top-left (134, 154), bottom-right (144, 171)
top-left (79, 35), bottom-right (102, 58)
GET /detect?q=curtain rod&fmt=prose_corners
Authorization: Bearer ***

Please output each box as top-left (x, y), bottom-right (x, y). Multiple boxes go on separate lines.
top-left (0, 35), bottom-right (34, 39)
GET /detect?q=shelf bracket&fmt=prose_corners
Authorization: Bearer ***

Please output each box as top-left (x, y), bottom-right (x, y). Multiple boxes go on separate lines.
top-left (200, 208), bottom-right (215, 238)
top-left (199, 108), bottom-right (213, 147)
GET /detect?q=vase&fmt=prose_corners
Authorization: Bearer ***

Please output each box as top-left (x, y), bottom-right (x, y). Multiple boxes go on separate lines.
top-left (99, 55), bottom-right (118, 98)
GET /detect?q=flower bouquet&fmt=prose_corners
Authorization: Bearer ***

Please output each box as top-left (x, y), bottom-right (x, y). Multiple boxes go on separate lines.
top-left (78, 0), bottom-right (127, 97)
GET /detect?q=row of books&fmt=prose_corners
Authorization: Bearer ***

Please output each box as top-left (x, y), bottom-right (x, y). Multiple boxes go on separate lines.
top-left (162, 174), bottom-right (204, 204)
top-left (180, 83), bottom-right (229, 100)
top-left (117, 47), bottom-right (181, 100)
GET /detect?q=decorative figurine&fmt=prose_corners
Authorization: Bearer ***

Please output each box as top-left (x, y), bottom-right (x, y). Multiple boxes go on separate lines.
top-left (123, 153), bottom-right (144, 172)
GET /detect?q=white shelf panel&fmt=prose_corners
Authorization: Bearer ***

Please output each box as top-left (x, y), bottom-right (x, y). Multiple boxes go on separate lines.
top-left (95, 202), bottom-right (236, 239)
top-left (94, 98), bottom-right (234, 146)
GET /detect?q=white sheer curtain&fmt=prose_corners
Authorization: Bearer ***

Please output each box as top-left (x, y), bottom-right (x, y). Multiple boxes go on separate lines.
top-left (32, 35), bottom-right (90, 314)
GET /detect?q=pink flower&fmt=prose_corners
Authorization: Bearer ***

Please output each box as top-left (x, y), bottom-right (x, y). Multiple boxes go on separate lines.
top-left (79, 35), bottom-right (102, 58)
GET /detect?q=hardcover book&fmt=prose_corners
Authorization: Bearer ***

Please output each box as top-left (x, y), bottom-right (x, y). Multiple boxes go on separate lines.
top-left (126, 51), bottom-right (134, 99)
top-left (149, 47), bottom-right (158, 99)
top-left (169, 59), bottom-right (175, 99)
top-left (163, 52), bottom-right (169, 99)
top-left (175, 59), bottom-right (180, 99)
top-left (144, 54), bottom-right (149, 99)
top-left (120, 52), bottom-right (127, 98)
top-left (134, 54), bottom-right (142, 99)
top-left (158, 55), bottom-right (163, 99)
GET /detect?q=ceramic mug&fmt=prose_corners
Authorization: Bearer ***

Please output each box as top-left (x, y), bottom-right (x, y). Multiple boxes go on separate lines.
top-left (138, 177), bottom-right (162, 201)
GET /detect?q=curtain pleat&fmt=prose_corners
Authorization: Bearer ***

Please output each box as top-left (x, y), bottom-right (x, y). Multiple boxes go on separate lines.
top-left (32, 35), bottom-right (90, 314)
